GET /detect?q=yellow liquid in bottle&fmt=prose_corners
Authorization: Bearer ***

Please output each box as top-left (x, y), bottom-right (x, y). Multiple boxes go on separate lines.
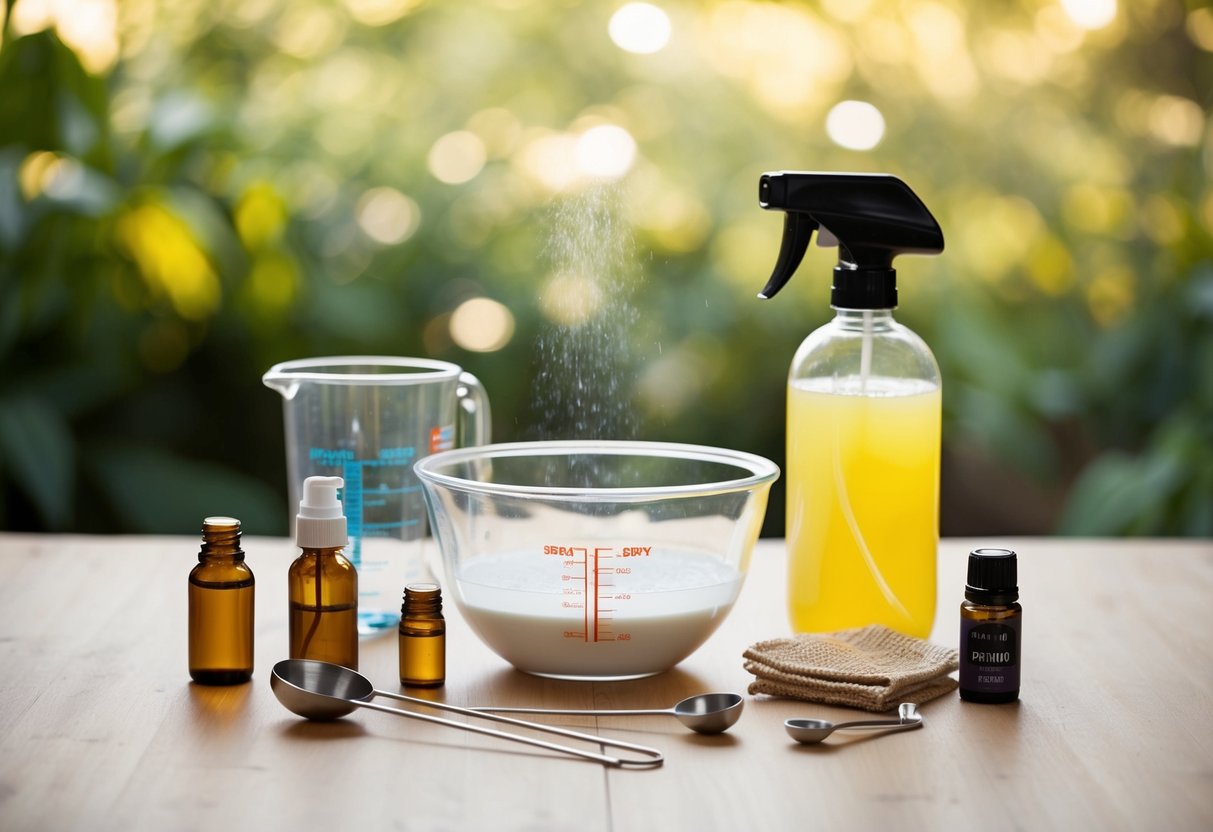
top-left (786, 376), bottom-right (940, 637)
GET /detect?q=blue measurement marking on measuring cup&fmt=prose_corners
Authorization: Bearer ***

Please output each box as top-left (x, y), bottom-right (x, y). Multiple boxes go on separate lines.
top-left (340, 461), bottom-right (364, 565)
top-left (333, 447), bottom-right (423, 568)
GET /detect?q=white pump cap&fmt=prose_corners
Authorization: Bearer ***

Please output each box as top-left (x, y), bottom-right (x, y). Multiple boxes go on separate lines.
top-left (296, 476), bottom-right (348, 549)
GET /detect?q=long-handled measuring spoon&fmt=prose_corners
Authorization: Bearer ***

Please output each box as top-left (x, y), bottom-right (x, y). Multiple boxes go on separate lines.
top-left (468, 692), bottom-right (744, 735)
top-left (270, 659), bottom-right (663, 768)
top-left (784, 702), bottom-right (923, 744)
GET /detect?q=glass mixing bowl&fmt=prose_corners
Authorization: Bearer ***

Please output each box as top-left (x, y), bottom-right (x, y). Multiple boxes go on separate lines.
top-left (414, 440), bottom-right (779, 680)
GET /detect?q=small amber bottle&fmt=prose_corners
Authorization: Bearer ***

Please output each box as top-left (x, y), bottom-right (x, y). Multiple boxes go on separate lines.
top-left (189, 517), bottom-right (254, 685)
top-left (288, 476), bottom-right (358, 669)
top-left (399, 583), bottom-right (445, 687)
top-left (959, 548), bottom-right (1021, 704)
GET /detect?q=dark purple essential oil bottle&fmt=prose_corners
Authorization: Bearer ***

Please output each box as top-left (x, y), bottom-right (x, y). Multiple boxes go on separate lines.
top-left (959, 548), bottom-right (1021, 704)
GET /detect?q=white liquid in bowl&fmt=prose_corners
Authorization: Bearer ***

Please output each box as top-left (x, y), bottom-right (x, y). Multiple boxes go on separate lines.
top-left (454, 549), bottom-right (743, 679)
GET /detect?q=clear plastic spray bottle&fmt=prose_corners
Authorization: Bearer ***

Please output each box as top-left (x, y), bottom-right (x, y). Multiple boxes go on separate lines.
top-left (757, 171), bottom-right (945, 637)
top-left (288, 476), bottom-right (358, 669)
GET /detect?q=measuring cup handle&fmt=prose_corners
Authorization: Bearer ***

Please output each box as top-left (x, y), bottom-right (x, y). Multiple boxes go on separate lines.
top-left (456, 371), bottom-right (491, 446)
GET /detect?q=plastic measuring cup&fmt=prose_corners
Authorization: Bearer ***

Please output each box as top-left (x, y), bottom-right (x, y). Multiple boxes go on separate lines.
top-left (263, 357), bottom-right (490, 633)
top-left (415, 441), bottom-right (777, 680)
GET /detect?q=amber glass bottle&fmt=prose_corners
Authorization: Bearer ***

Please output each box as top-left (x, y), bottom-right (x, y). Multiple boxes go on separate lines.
top-left (288, 476), bottom-right (358, 669)
top-left (189, 517), bottom-right (254, 685)
top-left (399, 583), bottom-right (445, 687)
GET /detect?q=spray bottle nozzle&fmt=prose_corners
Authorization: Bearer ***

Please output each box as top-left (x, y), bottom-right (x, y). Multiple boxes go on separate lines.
top-left (757, 171), bottom-right (944, 308)
top-left (297, 475), bottom-right (347, 548)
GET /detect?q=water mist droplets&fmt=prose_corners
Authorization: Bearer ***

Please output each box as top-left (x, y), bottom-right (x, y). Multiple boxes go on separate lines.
top-left (530, 183), bottom-right (640, 443)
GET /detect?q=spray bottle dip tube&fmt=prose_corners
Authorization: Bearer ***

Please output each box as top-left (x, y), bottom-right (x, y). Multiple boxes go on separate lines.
top-left (757, 171), bottom-right (945, 637)
top-left (288, 476), bottom-right (359, 669)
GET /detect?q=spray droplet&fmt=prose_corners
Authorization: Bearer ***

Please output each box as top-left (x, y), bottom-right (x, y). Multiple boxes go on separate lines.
top-left (529, 183), bottom-right (640, 443)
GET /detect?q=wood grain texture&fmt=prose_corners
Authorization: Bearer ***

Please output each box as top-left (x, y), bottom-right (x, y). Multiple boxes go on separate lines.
top-left (0, 535), bottom-right (1210, 831)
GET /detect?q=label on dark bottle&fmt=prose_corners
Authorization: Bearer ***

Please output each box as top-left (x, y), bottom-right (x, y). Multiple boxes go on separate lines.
top-left (959, 617), bottom-right (1020, 693)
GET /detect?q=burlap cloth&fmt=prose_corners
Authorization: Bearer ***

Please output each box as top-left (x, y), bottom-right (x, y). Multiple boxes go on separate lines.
top-left (743, 625), bottom-right (958, 712)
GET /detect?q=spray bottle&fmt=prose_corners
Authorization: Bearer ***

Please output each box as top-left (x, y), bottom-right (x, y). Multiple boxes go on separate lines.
top-left (757, 171), bottom-right (945, 638)
top-left (288, 476), bottom-right (359, 668)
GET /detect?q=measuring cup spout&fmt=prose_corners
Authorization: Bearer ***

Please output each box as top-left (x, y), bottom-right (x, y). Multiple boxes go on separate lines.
top-left (261, 370), bottom-right (300, 400)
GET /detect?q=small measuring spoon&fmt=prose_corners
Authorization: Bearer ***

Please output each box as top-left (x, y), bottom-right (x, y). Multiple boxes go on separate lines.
top-left (270, 660), bottom-right (663, 768)
top-left (784, 702), bottom-right (923, 745)
top-left (469, 692), bottom-right (744, 735)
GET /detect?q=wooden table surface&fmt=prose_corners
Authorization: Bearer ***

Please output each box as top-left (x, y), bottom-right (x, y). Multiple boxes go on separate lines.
top-left (0, 534), bottom-right (1210, 831)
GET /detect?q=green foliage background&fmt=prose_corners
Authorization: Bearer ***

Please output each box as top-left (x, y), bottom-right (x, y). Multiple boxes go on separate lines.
top-left (1, 0), bottom-right (1210, 537)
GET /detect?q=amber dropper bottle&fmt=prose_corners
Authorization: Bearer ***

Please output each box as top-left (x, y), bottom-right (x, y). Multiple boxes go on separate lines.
top-left (288, 476), bottom-right (358, 669)
top-left (399, 583), bottom-right (445, 687)
top-left (189, 516), bottom-right (254, 685)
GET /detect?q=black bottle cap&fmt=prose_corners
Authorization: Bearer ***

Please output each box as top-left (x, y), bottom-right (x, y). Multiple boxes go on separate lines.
top-left (966, 548), bottom-right (1018, 603)
top-left (832, 265), bottom-right (897, 309)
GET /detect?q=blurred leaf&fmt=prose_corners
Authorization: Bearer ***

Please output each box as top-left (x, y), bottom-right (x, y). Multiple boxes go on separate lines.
top-left (19, 359), bottom-right (132, 420)
top-left (304, 279), bottom-right (403, 345)
top-left (86, 441), bottom-right (284, 535)
top-left (1058, 416), bottom-right (1201, 536)
top-left (0, 147), bottom-right (25, 248)
top-left (1187, 267), bottom-right (1213, 320)
top-left (0, 265), bottom-right (19, 360)
top-left (1180, 465), bottom-right (1213, 537)
top-left (42, 162), bottom-right (122, 217)
top-left (950, 382), bottom-right (1058, 482)
top-left (1057, 453), bottom-right (1144, 536)
top-left (164, 186), bottom-right (247, 279)
top-left (0, 395), bottom-right (74, 529)
top-left (148, 92), bottom-right (215, 152)
top-left (0, 30), bottom-right (107, 159)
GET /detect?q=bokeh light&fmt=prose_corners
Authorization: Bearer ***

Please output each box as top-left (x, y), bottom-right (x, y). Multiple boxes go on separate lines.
top-left (539, 271), bottom-right (605, 325)
top-left (609, 3), bottom-right (672, 54)
top-left (703, 2), bottom-right (851, 112)
top-left (449, 297), bottom-right (515, 352)
top-left (117, 201), bottom-right (221, 321)
top-left (1060, 0), bottom-right (1117, 31)
top-left (356, 187), bottom-right (421, 244)
top-left (1147, 95), bottom-right (1204, 147)
top-left (514, 131), bottom-right (580, 193)
top-left (19, 151), bottom-right (63, 200)
top-left (341, 0), bottom-right (425, 27)
top-left (1188, 8), bottom-right (1213, 51)
top-left (273, 7), bottom-right (346, 59)
top-left (906, 2), bottom-right (978, 100)
top-left (10, 0), bottom-right (119, 73)
top-left (825, 100), bottom-right (885, 151)
top-left (575, 125), bottom-right (637, 179)
top-left (428, 131), bottom-right (488, 185)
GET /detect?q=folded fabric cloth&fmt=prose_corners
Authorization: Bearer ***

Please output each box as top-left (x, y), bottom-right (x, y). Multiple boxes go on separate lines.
top-left (743, 624), bottom-right (959, 712)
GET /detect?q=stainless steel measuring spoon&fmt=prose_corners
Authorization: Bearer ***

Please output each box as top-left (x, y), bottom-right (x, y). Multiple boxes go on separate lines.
top-left (270, 660), bottom-right (663, 768)
top-left (468, 692), bottom-right (744, 735)
top-left (784, 702), bottom-right (923, 744)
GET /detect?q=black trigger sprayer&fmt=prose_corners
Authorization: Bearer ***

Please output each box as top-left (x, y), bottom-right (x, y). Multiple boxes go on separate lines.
top-left (757, 171), bottom-right (944, 305)
top-left (756, 170), bottom-right (947, 639)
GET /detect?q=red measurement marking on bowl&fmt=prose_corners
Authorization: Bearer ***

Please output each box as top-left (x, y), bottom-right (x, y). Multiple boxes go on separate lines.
top-left (545, 544), bottom-right (650, 642)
